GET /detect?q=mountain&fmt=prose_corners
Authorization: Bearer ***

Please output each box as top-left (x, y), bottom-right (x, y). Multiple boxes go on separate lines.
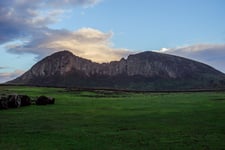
top-left (8, 50), bottom-right (225, 90)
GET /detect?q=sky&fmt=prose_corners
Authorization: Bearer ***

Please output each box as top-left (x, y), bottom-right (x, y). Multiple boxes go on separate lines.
top-left (0, 0), bottom-right (225, 83)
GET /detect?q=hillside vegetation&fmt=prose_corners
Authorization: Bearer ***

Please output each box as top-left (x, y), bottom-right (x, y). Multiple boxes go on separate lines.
top-left (1, 86), bottom-right (225, 149)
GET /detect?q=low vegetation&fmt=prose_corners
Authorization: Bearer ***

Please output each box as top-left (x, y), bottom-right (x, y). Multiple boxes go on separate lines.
top-left (0, 86), bottom-right (225, 149)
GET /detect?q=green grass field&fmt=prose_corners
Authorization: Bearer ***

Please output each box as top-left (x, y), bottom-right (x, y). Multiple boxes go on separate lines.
top-left (1, 86), bottom-right (225, 150)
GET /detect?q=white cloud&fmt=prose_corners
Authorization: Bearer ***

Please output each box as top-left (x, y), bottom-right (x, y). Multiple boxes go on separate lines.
top-left (7, 28), bottom-right (132, 63)
top-left (47, 0), bottom-right (101, 8)
top-left (0, 0), bottom-right (102, 44)
top-left (159, 44), bottom-right (225, 73)
top-left (0, 0), bottom-right (131, 63)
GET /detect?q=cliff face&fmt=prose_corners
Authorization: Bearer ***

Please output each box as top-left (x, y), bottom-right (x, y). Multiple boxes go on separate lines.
top-left (9, 50), bottom-right (225, 90)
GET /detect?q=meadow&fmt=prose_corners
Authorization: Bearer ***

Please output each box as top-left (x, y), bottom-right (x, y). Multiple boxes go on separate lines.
top-left (1, 86), bottom-right (225, 150)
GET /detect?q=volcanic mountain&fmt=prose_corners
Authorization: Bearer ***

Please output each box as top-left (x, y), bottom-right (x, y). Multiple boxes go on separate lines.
top-left (8, 50), bottom-right (225, 90)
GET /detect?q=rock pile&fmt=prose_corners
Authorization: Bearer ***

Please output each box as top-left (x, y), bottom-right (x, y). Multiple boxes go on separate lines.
top-left (0, 94), bottom-right (55, 110)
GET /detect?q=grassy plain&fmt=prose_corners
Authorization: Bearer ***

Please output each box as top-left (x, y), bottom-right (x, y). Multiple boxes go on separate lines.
top-left (1, 86), bottom-right (225, 150)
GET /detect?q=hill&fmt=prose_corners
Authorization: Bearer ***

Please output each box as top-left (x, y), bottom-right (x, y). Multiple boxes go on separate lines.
top-left (8, 50), bottom-right (225, 90)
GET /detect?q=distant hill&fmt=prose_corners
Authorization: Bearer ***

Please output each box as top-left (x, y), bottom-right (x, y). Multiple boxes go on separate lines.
top-left (8, 50), bottom-right (225, 90)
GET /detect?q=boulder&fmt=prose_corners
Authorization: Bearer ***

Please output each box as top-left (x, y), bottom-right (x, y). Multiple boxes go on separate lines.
top-left (48, 97), bottom-right (55, 104)
top-left (36, 96), bottom-right (55, 105)
top-left (19, 95), bottom-right (31, 106)
top-left (7, 94), bottom-right (21, 108)
top-left (0, 96), bottom-right (8, 109)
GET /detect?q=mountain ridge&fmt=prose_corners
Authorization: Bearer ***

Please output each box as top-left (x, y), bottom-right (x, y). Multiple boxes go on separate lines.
top-left (8, 50), bottom-right (225, 90)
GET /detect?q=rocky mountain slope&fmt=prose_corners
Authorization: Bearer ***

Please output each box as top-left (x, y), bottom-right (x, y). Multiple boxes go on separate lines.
top-left (8, 50), bottom-right (225, 90)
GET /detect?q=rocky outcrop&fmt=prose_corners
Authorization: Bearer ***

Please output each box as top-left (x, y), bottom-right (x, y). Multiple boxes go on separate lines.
top-left (8, 50), bottom-right (225, 90)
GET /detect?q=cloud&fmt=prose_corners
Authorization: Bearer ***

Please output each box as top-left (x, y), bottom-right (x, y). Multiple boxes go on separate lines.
top-left (159, 44), bottom-right (225, 73)
top-left (0, 67), bottom-right (6, 69)
top-left (0, 0), bottom-right (101, 44)
top-left (0, 70), bottom-right (25, 83)
top-left (45, 0), bottom-right (101, 7)
top-left (7, 28), bottom-right (132, 62)
top-left (1, 0), bottom-right (131, 62)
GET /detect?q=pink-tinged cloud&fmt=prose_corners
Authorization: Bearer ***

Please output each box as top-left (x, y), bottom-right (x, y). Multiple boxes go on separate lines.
top-left (0, 70), bottom-right (25, 83)
top-left (1, 0), bottom-right (132, 63)
top-left (6, 28), bottom-right (132, 63)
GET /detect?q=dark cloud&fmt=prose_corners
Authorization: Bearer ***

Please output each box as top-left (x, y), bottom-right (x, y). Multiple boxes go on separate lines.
top-left (1, 0), bottom-right (131, 63)
top-left (0, 0), bottom-right (100, 44)
top-left (0, 67), bottom-right (7, 69)
top-left (0, 9), bottom-right (31, 43)
top-left (0, 0), bottom-right (129, 83)
top-left (0, 0), bottom-right (130, 83)
top-left (0, 0), bottom-right (129, 63)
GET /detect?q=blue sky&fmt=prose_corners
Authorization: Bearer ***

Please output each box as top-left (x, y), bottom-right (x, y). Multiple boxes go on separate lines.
top-left (0, 0), bottom-right (225, 82)
top-left (53, 0), bottom-right (225, 49)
